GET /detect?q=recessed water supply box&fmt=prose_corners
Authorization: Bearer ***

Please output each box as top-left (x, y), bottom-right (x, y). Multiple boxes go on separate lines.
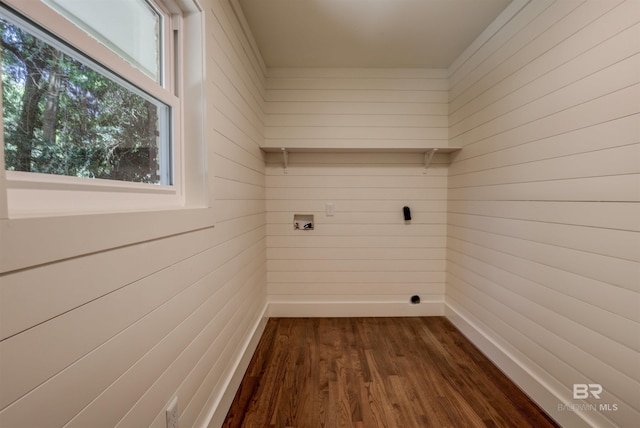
top-left (293, 214), bottom-right (314, 230)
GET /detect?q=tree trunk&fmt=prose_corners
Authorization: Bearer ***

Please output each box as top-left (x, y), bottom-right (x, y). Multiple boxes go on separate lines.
top-left (42, 49), bottom-right (62, 144)
top-left (14, 41), bottom-right (51, 172)
top-left (15, 66), bottom-right (46, 171)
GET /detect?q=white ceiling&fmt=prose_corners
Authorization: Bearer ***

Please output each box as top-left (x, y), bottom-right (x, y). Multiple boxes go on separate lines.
top-left (237, 0), bottom-right (513, 69)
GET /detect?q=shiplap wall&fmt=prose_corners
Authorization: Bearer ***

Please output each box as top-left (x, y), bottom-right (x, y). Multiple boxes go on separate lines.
top-left (445, 1), bottom-right (640, 427)
top-left (264, 68), bottom-right (449, 149)
top-left (0, 1), bottom-right (267, 427)
top-left (264, 69), bottom-right (449, 315)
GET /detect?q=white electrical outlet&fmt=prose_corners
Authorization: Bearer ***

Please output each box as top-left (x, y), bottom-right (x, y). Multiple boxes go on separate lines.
top-left (166, 396), bottom-right (178, 428)
top-left (325, 202), bottom-right (335, 216)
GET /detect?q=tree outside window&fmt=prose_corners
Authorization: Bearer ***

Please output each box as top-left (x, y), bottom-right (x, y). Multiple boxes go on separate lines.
top-left (1, 14), bottom-right (171, 185)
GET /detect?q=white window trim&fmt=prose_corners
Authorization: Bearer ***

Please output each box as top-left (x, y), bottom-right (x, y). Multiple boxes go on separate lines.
top-left (1, 0), bottom-right (183, 215)
top-left (0, 0), bottom-right (210, 274)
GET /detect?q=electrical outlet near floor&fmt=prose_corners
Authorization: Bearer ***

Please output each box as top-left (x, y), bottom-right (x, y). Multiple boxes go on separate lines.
top-left (166, 396), bottom-right (178, 428)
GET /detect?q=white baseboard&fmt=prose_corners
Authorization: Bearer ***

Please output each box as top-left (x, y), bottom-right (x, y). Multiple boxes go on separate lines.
top-left (445, 302), bottom-right (615, 428)
top-left (200, 303), bottom-right (269, 428)
top-left (268, 299), bottom-right (444, 317)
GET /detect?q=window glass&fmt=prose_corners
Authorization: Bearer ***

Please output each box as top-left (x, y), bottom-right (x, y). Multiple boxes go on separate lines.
top-left (43, 0), bottom-right (162, 83)
top-left (0, 10), bottom-right (172, 185)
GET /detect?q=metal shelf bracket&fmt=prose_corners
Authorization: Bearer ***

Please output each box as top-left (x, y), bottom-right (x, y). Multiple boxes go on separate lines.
top-left (281, 148), bottom-right (289, 174)
top-left (424, 148), bottom-right (438, 173)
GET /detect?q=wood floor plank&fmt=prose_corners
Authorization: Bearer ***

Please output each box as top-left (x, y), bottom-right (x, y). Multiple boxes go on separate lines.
top-left (223, 317), bottom-right (558, 428)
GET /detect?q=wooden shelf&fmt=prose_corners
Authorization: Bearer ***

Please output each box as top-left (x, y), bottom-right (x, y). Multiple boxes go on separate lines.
top-left (261, 146), bottom-right (461, 173)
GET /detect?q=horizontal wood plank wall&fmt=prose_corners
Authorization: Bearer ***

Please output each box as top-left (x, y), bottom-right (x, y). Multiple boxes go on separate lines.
top-left (446, 1), bottom-right (640, 427)
top-left (266, 151), bottom-right (448, 316)
top-left (0, 1), bottom-right (268, 427)
top-left (264, 68), bottom-right (449, 149)
top-left (264, 68), bottom-right (449, 316)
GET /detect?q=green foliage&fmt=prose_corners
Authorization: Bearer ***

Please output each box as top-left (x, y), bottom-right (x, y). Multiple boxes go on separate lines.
top-left (1, 16), bottom-right (167, 184)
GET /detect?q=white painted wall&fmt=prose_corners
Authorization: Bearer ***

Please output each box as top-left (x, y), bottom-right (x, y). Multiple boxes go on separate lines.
top-left (0, 1), bottom-right (267, 427)
top-left (445, 1), bottom-right (640, 427)
top-left (264, 68), bottom-right (449, 150)
top-left (264, 69), bottom-right (449, 316)
top-left (266, 151), bottom-right (449, 316)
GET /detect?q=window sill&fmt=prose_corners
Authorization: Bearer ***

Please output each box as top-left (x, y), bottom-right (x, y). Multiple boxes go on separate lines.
top-left (0, 206), bottom-right (215, 273)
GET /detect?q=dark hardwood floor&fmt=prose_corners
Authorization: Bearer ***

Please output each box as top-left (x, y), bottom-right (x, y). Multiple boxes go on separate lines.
top-left (223, 317), bottom-right (559, 427)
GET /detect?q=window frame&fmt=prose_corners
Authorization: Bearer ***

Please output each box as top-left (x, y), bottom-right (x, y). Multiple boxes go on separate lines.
top-left (44, 0), bottom-right (167, 84)
top-left (0, 0), bottom-right (210, 274)
top-left (1, 0), bottom-right (183, 215)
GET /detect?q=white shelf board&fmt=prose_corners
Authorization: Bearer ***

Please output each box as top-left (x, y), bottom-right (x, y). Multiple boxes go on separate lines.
top-left (262, 145), bottom-right (461, 173)
top-left (260, 145), bottom-right (461, 153)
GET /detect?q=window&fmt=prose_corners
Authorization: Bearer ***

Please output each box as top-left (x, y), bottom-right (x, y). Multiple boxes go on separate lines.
top-left (1, 11), bottom-right (172, 185)
top-left (0, 0), bottom-right (209, 273)
top-left (44, 0), bottom-right (164, 83)
top-left (0, 0), bottom-right (196, 217)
